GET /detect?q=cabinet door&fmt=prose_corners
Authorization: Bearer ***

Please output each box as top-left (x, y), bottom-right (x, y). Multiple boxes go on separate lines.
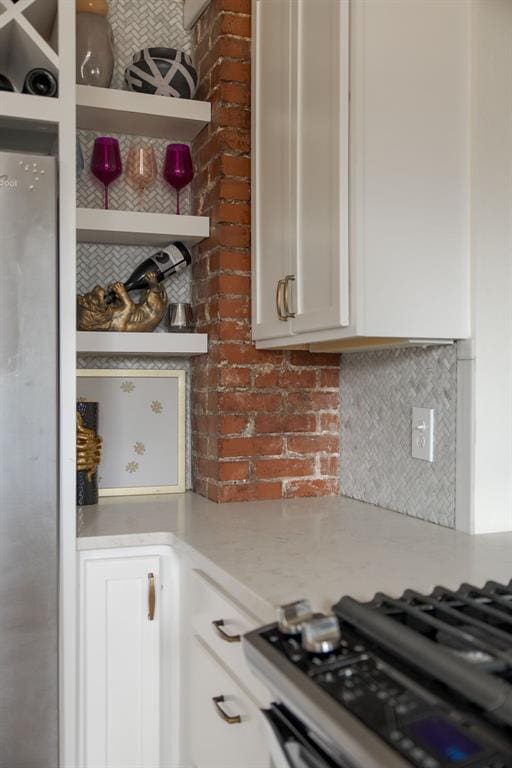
top-left (80, 553), bottom-right (161, 768)
top-left (189, 636), bottom-right (270, 768)
top-left (252, 0), bottom-right (294, 340)
top-left (350, 0), bottom-right (470, 339)
top-left (291, 0), bottom-right (350, 334)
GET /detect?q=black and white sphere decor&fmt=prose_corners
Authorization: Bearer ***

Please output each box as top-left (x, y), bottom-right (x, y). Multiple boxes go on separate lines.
top-left (124, 48), bottom-right (198, 99)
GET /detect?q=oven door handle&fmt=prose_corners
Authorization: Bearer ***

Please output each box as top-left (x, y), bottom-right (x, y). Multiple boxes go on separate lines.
top-left (261, 708), bottom-right (294, 768)
top-left (260, 708), bottom-right (337, 768)
top-left (285, 743), bottom-right (333, 768)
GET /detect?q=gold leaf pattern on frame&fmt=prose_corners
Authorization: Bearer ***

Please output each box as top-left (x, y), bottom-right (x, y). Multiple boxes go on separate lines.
top-left (125, 461), bottom-right (139, 474)
top-left (150, 400), bottom-right (163, 414)
top-left (120, 381), bottom-right (135, 393)
top-left (134, 441), bottom-right (146, 455)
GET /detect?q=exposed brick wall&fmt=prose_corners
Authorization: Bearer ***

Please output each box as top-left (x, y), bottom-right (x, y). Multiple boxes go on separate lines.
top-left (190, 0), bottom-right (341, 503)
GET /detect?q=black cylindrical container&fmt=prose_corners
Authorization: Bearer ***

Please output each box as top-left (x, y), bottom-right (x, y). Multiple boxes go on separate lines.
top-left (76, 401), bottom-right (101, 506)
top-left (23, 68), bottom-right (58, 98)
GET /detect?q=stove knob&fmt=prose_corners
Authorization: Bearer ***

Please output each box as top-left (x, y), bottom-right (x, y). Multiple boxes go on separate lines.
top-left (302, 615), bottom-right (341, 654)
top-left (277, 599), bottom-right (313, 635)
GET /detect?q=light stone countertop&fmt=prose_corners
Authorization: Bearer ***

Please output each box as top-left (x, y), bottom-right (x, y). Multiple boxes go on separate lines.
top-left (77, 492), bottom-right (512, 622)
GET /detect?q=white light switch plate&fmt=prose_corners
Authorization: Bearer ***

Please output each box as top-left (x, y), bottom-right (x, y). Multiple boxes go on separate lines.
top-left (411, 407), bottom-right (435, 462)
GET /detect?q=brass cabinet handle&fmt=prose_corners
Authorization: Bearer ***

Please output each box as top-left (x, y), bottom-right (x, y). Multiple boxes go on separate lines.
top-left (283, 274), bottom-right (296, 318)
top-left (148, 572), bottom-right (156, 621)
top-left (212, 619), bottom-right (241, 643)
top-left (212, 695), bottom-right (242, 725)
top-left (276, 278), bottom-right (287, 321)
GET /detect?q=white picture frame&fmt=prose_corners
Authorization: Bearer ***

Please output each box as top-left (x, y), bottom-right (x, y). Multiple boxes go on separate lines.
top-left (77, 369), bottom-right (186, 496)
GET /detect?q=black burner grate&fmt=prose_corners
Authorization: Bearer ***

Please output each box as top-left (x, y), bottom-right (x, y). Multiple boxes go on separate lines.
top-left (334, 580), bottom-right (512, 727)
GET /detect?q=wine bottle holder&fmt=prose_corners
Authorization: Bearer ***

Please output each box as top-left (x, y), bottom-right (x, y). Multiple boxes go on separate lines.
top-left (0, 0), bottom-right (58, 93)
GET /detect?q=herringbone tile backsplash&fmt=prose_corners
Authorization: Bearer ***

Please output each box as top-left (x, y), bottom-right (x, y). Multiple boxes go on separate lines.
top-left (340, 346), bottom-right (457, 528)
top-left (77, 0), bottom-right (194, 488)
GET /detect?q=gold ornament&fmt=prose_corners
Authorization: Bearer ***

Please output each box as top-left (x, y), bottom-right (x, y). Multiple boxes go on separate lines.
top-left (76, 412), bottom-right (103, 481)
top-left (77, 271), bottom-right (168, 333)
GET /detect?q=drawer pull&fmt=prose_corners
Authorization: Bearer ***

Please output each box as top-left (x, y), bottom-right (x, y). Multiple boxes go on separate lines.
top-left (212, 619), bottom-right (241, 643)
top-left (212, 695), bottom-right (242, 725)
top-left (148, 572), bottom-right (156, 621)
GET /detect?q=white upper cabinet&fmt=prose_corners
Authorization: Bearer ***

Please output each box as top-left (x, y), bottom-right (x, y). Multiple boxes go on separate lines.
top-left (252, 0), bottom-right (471, 350)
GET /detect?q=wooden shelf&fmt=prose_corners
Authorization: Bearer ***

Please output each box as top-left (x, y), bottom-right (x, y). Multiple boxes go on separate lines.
top-left (76, 208), bottom-right (210, 246)
top-left (77, 331), bottom-right (208, 357)
top-left (76, 85), bottom-right (211, 141)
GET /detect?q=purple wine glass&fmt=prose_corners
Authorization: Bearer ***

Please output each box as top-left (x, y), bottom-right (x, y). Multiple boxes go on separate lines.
top-left (163, 143), bottom-right (194, 215)
top-left (91, 137), bottom-right (122, 210)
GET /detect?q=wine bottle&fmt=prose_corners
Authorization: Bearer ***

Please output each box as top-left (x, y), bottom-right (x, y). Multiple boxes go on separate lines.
top-left (23, 69), bottom-right (58, 98)
top-left (107, 242), bottom-right (191, 303)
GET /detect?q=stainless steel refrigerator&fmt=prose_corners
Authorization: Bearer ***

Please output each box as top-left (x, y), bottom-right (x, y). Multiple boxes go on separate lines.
top-left (0, 150), bottom-right (58, 767)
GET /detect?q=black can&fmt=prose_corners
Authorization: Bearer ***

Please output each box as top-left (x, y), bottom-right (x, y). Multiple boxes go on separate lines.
top-left (23, 68), bottom-right (58, 98)
top-left (76, 401), bottom-right (100, 506)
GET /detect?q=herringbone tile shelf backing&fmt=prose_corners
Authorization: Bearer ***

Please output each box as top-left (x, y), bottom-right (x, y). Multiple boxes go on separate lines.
top-left (77, 242), bottom-right (192, 331)
top-left (107, 0), bottom-right (192, 91)
top-left (77, 131), bottom-right (192, 216)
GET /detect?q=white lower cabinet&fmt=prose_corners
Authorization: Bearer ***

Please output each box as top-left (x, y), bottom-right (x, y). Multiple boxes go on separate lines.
top-left (79, 547), bottom-right (177, 768)
top-left (79, 548), bottom-right (271, 768)
top-left (189, 636), bottom-right (270, 768)
top-left (182, 566), bottom-right (271, 768)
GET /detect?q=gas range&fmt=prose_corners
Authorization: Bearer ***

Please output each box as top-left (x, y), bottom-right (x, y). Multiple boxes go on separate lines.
top-left (244, 581), bottom-right (512, 768)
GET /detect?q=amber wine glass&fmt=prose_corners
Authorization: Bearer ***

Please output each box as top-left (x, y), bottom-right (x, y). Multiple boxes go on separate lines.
top-left (125, 144), bottom-right (157, 210)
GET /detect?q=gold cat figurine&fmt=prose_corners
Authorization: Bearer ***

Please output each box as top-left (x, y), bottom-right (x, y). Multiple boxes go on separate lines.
top-left (77, 271), bottom-right (168, 332)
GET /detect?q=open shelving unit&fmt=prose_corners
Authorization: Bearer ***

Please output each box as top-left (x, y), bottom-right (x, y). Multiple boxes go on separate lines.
top-left (77, 207), bottom-right (210, 246)
top-left (75, 66), bottom-right (212, 358)
top-left (77, 331), bottom-right (208, 357)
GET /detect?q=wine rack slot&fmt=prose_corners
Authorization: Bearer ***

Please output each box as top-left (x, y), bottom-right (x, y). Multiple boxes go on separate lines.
top-left (0, 21), bottom-right (55, 92)
top-left (0, 0), bottom-right (58, 97)
top-left (22, 0), bottom-right (58, 54)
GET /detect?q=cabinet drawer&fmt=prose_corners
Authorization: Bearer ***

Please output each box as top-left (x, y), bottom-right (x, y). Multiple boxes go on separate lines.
top-left (189, 635), bottom-right (270, 768)
top-left (189, 569), bottom-right (270, 706)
